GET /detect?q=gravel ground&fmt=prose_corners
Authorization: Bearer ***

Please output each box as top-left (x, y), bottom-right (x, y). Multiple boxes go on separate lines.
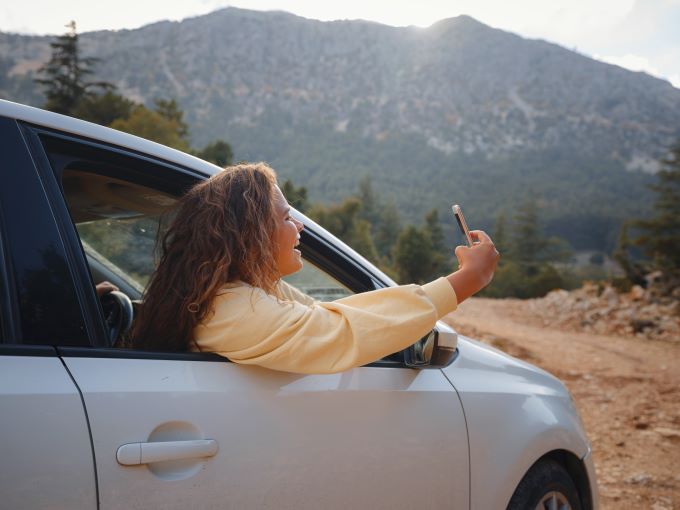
top-left (443, 297), bottom-right (680, 510)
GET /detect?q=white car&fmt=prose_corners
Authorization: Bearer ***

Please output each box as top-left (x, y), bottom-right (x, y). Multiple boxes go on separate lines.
top-left (0, 99), bottom-right (598, 509)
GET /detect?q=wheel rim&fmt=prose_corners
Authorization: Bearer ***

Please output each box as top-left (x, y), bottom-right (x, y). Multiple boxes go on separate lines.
top-left (535, 491), bottom-right (573, 510)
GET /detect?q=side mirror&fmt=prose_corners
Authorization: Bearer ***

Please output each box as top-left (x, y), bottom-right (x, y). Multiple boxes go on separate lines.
top-left (404, 323), bottom-right (458, 368)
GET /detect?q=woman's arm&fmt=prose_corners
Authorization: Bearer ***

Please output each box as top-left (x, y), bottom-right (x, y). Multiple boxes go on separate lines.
top-left (195, 278), bottom-right (455, 374)
top-left (195, 230), bottom-right (498, 374)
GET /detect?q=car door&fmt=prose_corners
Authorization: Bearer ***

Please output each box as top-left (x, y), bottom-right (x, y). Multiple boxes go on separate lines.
top-left (29, 124), bottom-right (471, 510)
top-left (0, 117), bottom-right (97, 509)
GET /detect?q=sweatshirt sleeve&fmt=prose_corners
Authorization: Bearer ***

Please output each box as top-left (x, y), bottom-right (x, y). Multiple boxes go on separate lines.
top-left (194, 277), bottom-right (457, 374)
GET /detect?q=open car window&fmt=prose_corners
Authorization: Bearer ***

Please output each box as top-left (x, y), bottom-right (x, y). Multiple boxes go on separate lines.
top-left (62, 168), bottom-right (177, 295)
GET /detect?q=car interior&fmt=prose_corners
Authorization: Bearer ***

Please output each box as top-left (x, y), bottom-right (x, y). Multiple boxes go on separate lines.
top-left (59, 167), bottom-right (354, 349)
top-left (61, 168), bottom-right (179, 345)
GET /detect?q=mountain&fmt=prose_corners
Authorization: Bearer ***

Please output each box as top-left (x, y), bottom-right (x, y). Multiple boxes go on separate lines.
top-left (2, 8), bottom-right (680, 251)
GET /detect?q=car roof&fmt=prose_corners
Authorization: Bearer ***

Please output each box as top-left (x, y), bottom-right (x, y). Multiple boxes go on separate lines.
top-left (0, 99), bottom-right (221, 177)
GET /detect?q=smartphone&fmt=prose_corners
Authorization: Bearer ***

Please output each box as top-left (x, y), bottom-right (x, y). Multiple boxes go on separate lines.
top-left (451, 204), bottom-right (474, 247)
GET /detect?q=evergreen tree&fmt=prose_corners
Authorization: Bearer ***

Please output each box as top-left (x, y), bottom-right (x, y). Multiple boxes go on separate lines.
top-left (393, 226), bottom-right (434, 284)
top-left (308, 198), bottom-right (362, 241)
top-left (483, 196), bottom-right (566, 298)
top-left (613, 222), bottom-right (646, 288)
top-left (308, 197), bottom-right (378, 262)
top-left (357, 176), bottom-right (380, 225)
top-left (154, 99), bottom-right (189, 140)
top-left (281, 179), bottom-right (309, 213)
top-left (72, 90), bottom-right (135, 126)
top-left (423, 208), bottom-right (448, 278)
top-left (632, 143), bottom-right (680, 274)
top-left (374, 201), bottom-right (402, 259)
top-left (492, 213), bottom-right (508, 258)
top-left (196, 140), bottom-right (233, 168)
top-left (352, 220), bottom-right (379, 263)
top-left (509, 197), bottom-right (549, 276)
top-left (110, 106), bottom-right (189, 151)
top-left (35, 21), bottom-right (113, 115)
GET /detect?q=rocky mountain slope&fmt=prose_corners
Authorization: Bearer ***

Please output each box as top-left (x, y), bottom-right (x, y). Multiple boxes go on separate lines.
top-left (2, 8), bottom-right (680, 248)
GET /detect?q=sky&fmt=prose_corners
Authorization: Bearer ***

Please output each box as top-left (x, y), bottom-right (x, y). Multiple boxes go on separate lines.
top-left (2, 0), bottom-right (679, 87)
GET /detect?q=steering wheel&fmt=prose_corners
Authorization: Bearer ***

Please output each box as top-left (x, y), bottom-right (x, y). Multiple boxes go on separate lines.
top-left (100, 290), bottom-right (134, 347)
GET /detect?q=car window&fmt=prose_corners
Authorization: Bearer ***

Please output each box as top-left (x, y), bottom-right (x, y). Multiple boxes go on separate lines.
top-left (62, 168), bottom-right (176, 292)
top-left (283, 261), bottom-right (353, 301)
top-left (32, 131), bottom-right (388, 359)
top-left (0, 121), bottom-right (90, 346)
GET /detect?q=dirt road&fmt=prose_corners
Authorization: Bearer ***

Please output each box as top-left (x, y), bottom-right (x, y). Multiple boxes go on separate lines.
top-left (443, 298), bottom-right (680, 510)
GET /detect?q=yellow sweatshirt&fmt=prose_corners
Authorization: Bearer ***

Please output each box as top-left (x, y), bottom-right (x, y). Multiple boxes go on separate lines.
top-left (194, 277), bottom-right (458, 374)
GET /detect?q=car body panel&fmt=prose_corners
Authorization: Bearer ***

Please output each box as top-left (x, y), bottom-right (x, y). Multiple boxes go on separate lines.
top-left (63, 356), bottom-right (470, 509)
top-left (443, 336), bottom-right (594, 509)
top-left (0, 354), bottom-right (96, 509)
top-left (584, 449), bottom-right (601, 509)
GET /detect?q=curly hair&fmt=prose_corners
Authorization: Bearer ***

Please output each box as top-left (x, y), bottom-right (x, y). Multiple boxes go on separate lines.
top-left (129, 162), bottom-right (279, 352)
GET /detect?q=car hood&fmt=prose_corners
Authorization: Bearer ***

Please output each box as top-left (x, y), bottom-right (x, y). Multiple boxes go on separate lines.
top-left (442, 334), bottom-right (572, 399)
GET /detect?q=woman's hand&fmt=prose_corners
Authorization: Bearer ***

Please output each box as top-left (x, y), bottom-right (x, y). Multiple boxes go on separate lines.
top-left (95, 281), bottom-right (119, 297)
top-left (446, 230), bottom-right (500, 303)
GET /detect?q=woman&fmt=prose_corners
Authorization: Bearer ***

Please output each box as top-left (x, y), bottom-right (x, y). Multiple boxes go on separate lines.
top-left (131, 163), bottom-right (499, 373)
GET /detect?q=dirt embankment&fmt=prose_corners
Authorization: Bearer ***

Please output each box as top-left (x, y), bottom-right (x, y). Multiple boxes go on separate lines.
top-left (443, 296), bottom-right (680, 510)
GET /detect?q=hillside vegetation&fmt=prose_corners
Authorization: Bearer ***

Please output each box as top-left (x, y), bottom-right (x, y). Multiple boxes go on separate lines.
top-left (2, 8), bottom-right (680, 251)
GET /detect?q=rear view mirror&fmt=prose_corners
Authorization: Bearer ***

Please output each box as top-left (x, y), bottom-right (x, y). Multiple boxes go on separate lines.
top-left (404, 324), bottom-right (458, 368)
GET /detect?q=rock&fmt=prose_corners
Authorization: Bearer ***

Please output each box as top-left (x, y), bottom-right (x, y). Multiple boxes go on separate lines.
top-left (645, 271), bottom-right (664, 287)
top-left (631, 318), bottom-right (656, 333)
top-left (655, 427), bottom-right (680, 439)
top-left (626, 473), bottom-right (652, 485)
top-left (525, 273), bottom-right (679, 342)
top-left (630, 285), bottom-right (646, 300)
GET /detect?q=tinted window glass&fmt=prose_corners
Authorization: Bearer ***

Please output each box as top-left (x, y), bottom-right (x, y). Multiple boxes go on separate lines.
top-left (0, 118), bottom-right (89, 345)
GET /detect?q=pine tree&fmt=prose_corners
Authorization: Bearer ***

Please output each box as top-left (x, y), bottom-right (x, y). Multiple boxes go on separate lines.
top-left (35, 21), bottom-right (112, 115)
top-left (352, 220), bottom-right (379, 263)
top-left (196, 140), bottom-right (233, 168)
top-left (509, 197), bottom-right (549, 276)
top-left (281, 180), bottom-right (309, 213)
top-left (423, 208), bottom-right (448, 278)
top-left (374, 201), bottom-right (401, 259)
top-left (110, 106), bottom-right (189, 151)
top-left (357, 176), bottom-right (380, 225)
top-left (613, 222), bottom-right (646, 288)
top-left (72, 91), bottom-right (135, 126)
top-left (492, 213), bottom-right (508, 258)
top-left (154, 99), bottom-right (189, 140)
top-left (393, 226), bottom-right (434, 284)
top-left (632, 143), bottom-right (680, 274)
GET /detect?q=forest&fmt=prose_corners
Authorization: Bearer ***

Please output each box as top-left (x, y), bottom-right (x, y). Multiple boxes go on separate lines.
top-left (34, 22), bottom-right (680, 299)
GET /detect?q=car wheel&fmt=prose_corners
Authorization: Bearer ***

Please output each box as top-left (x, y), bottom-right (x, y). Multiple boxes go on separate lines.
top-left (507, 458), bottom-right (582, 510)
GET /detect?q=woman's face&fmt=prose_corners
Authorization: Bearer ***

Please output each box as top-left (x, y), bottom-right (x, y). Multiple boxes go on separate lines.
top-left (272, 185), bottom-right (304, 277)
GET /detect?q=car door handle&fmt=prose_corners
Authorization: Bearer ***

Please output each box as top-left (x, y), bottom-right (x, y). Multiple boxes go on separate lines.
top-left (116, 439), bottom-right (218, 466)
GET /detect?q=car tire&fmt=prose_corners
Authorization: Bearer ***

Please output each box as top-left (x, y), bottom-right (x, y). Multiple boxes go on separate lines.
top-left (507, 458), bottom-right (582, 510)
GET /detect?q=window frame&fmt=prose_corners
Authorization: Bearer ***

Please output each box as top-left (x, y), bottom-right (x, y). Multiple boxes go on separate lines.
top-left (22, 123), bottom-right (409, 367)
top-left (0, 117), bottom-right (92, 347)
top-left (21, 123), bottom-right (205, 349)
